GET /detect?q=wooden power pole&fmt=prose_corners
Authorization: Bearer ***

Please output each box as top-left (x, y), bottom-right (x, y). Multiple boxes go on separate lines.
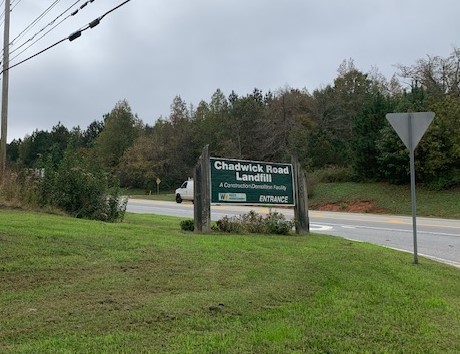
top-left (1, 0), bottom-right (10, 173)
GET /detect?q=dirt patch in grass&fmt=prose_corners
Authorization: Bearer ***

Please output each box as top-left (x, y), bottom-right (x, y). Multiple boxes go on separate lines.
top-left (312, 200), bottom-right (386, 213)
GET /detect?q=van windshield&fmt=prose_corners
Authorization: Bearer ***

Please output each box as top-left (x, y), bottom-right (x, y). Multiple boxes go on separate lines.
top-left (180, 182), bottom-right (187, 188)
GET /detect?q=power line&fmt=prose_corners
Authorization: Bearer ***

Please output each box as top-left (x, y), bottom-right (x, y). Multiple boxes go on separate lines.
top-left (10, 18), bottom-right (69, 63)
top-left (11, 0), bottom-right (24, 12)
top-left (1, 0), bottom-right (133, 74)
top-left (10, 0), bottom-right (63, 48)
top-left (9, 0), bottom-right (93, 62)
top-left (10, 0), bottom-right (86, 50)
top-left (0, 0), bottom-right (5, 27)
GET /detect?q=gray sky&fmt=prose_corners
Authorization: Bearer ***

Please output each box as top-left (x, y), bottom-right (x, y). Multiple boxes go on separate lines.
top-left (3, 0), bottom-right (460, 142)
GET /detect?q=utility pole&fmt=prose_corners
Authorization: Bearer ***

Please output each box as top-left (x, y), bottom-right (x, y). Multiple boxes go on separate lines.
top-left (1, 0), bottom-right (10, 174)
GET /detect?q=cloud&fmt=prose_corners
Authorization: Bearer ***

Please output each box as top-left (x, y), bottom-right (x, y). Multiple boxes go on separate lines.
top-left (3, 0), bottom-right (460, 141)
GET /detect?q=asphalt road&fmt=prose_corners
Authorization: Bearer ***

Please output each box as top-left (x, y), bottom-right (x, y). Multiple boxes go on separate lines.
top-left (127, 199), bottom-right (460, 268)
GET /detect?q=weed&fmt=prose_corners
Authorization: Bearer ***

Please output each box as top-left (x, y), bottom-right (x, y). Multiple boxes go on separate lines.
top-left (180, 219), bottom-right (195, 232)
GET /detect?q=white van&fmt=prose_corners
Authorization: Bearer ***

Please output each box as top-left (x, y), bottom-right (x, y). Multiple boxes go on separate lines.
top-left (175, 178), bottom-right (194, 203)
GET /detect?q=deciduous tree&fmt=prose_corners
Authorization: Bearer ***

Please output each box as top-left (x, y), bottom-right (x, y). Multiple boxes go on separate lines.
top-left (92, 100), bottom-right (142, 172)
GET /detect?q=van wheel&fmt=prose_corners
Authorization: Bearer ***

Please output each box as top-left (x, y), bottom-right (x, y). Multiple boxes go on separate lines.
top-left (176, 194), bottom-right (183, 203)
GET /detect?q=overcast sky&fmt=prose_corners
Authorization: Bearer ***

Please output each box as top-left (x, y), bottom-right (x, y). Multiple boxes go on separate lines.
top-left (3, 0), bottom-right (459, 142)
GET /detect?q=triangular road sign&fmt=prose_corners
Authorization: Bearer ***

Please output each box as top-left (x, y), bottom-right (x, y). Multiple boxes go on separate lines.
top-left (386, 112), bottom-right (435, 151)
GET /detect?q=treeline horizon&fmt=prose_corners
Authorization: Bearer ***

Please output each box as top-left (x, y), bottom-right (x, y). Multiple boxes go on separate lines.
top-left (6, 50), bottom-right (460, 191)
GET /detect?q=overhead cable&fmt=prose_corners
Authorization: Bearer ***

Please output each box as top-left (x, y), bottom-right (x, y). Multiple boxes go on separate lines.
top-left (1, 0), bottom-right (132, 74)
top-left (10, 0), bottom-right (95, 60)
top-left (11, 1), bottom-right (83, 50)
top-left (10, 0), bottom-right (63, 48)
top-left (11, 0), bottom-right (24, 12)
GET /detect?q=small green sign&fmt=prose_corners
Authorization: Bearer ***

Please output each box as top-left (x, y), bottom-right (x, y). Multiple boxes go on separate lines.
top-left (210, 157), bottom-right (295, 205)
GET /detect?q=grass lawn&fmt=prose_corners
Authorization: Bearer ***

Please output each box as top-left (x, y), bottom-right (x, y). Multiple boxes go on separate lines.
top-left (1, 210), bottom-right (459, 353)
top-left (127, 191), bottom-right (175, 202)
top-left (309, 182), bottom-right (460, 219)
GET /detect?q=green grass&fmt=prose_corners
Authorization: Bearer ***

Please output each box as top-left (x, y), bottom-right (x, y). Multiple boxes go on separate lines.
top-left (1, 210), bottom-right (459, 353)
top-left (309, 182), bottom-right (460, 218)
top-left (125, 189), bottom-right (175, 202)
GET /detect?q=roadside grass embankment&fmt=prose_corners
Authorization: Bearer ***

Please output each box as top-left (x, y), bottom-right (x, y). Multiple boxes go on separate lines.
top-left (1, 210), bottom-right (459, 353)
top-left (126, 189), bottom-right (174, 202)
top-left (309, 182), bottom-right (460, 219)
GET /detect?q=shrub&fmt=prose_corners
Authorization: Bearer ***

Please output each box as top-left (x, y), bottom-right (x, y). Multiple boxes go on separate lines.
top-left (214, 210), bottom-right (294, 235)
top-left (1, 150), bottom-right (126, 222)
top-left (180, 219), bottom-right (195, 232)
top-left (305, 173), bottom-right (317, 198)
top-left (264, 211), bottom-right (294, 235)
top-left (0, 169), bottom-right (42, 208)
top-left (49, 164), bottom-right (107, 219)
top-left (215, 215), bottom-right (245, 233)
top-left (426, 169), bottom-right (460, 190)
top-left (310, 165), bottom-right (353, 183)
top-left (240, 210), bottom-right (266, 233)
top-left (93, 192), bottom-right (127, 222)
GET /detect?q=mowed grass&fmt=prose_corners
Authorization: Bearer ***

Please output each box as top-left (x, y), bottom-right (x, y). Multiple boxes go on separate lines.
top-left (124, 189), bottom-right (175, 202)
top-left (310, 182), bottom-right (460, 218)
top-left (1, 210), bottom-right (459, 353)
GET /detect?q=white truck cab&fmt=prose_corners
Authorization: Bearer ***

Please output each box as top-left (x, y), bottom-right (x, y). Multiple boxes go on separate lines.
top-left (175, 178), bottom-right (194, 203)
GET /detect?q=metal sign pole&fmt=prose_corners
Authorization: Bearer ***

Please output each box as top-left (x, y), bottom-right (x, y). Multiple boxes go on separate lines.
top-left (386, 112), bottom-right (435, 265)
top-left (408, 114), bottom-right (418, 264)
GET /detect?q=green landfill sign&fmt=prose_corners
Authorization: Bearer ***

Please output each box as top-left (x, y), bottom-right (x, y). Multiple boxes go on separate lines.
top-left (210, 157), bottom-right (295, 205)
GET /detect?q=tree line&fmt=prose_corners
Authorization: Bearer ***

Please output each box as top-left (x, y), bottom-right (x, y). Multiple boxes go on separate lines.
top-left (6, 50), bottom-right (460, 192)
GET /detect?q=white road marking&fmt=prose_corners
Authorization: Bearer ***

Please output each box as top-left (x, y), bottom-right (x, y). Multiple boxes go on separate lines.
top-left (310, 224), bottom-right (333, 231)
